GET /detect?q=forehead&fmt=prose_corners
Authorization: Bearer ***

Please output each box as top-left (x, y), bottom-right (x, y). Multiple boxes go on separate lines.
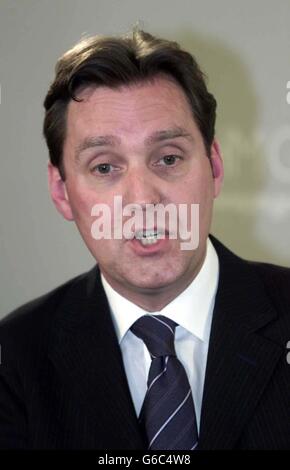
top-left (65, 76), bottom-right (195, 135)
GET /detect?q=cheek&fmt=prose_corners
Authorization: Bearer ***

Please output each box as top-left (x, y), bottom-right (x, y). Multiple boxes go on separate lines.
top-left (68, 187), bottom-right (118, 242)
top-left (68, 187), bottom-right (101, 222)
top-left (174, 176), bottom-right (213, 205)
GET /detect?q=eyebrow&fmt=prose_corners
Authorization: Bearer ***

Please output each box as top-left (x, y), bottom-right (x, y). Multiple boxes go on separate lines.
top-left (144, 127), bottom-right (194, 145)
top-left (75, 127), bottom-right (194, 161)
top-left (75, 135), bottom-right (121, 161)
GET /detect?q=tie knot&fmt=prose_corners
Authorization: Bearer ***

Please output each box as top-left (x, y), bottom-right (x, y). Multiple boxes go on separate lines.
top-left (131, 315), bottom-right (177, 358)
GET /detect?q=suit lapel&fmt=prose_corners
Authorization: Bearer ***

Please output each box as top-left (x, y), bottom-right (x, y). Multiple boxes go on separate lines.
top-left (198, 237), bottom-right (283, 449)
top-left (48, 265), bottom-right (145, 449)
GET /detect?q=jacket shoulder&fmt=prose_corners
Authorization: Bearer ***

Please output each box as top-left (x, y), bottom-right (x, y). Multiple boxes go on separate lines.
top-left (250, 259), bottom-right (290, 280)
top-left (248, 260), bottom-right (290, 313)
top-left (0, 266), bottom-right (97, 360)
top-left (211, 235), bottom-right (290, 333)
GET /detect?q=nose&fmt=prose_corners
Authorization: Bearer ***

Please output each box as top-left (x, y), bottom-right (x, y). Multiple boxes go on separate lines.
top-left (122, 165), bottom-right (163, 208)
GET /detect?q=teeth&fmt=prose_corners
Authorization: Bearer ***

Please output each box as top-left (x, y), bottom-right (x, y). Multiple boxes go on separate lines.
top-left (139, 236), bottom-right (159, 246)
top-left (135, 230), bottom-right (163, 246)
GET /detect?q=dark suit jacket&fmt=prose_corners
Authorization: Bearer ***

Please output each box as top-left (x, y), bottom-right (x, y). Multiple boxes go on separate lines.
top-left (0, 236), bottom-right (290, 449)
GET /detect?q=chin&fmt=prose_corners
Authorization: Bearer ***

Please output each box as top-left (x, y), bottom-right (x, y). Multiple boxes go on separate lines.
top-left (123, 269), bottom-right (183, 291)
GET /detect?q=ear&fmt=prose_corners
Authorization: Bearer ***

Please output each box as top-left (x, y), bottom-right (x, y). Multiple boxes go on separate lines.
top-left (210, 138), bottom-right (224, 198)
top-left (47, 161), bottom-right (74, 221)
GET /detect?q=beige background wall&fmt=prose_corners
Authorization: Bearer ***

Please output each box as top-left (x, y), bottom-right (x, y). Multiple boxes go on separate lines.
top-left (1, 0), bottom-right (290, 316)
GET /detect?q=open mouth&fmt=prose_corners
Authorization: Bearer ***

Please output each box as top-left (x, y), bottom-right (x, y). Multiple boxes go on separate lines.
top-left (134, 229), bottom-right (167, 246)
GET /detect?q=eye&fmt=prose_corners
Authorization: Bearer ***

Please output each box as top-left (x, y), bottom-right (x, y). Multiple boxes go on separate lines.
top-left (159, 155), bottom-right (181, 166)
top-left (91, 163), bottom-right (113, 174)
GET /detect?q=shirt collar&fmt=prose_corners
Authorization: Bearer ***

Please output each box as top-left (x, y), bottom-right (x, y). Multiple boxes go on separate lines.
top-left (101, 237), bottom-right (219, 345)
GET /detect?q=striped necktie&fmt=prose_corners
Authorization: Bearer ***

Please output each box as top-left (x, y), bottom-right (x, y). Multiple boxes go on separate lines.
top-left (131, 315), bottom-right (198, 450)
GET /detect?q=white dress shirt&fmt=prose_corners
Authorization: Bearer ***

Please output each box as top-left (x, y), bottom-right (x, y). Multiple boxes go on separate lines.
top-left (101, 237), bottom-right (219, 432)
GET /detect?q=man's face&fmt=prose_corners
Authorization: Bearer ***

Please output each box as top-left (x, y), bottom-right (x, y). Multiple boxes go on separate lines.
top-left (48, 76), bottom-right (223, 305)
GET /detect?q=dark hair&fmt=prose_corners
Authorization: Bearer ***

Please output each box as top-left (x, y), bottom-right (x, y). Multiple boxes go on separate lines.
top-left (43, 29), bottom-right (217, 180)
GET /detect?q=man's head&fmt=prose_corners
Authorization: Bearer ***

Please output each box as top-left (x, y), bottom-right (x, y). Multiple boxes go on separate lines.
top-left (44, 29), bottom-right (223, 310)
top-left (44, 29), bottom-right (217, 180)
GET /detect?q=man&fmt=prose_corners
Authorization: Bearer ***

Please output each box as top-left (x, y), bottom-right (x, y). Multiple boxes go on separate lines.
top-left (0, 29), bottom-right (289, 450)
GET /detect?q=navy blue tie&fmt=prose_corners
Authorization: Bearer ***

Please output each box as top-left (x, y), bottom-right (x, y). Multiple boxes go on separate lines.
top-left (131, 315), bottom-right (198, 450)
